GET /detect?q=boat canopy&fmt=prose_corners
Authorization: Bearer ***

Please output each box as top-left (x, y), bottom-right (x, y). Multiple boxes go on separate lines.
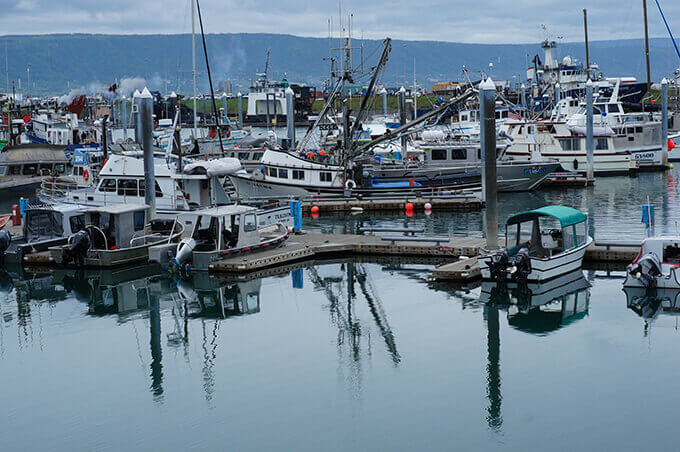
top-left (506, 206), bottom-right (586, 228)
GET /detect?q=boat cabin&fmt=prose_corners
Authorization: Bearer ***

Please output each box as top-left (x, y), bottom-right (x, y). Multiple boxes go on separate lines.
top-left (24, 204), bottom-right (86, 243)
top-left (505, 206), bottom-right (588, 258)
top-left (0, 144), bottom-right (69, 180)
top-left (81, 204), bottom-right (150, 250)
top-left (190, 205), bottom-right (260, 253)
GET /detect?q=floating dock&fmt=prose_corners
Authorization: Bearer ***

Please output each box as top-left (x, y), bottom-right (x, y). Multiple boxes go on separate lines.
top-left (299, 194), bottom-right (483, 212)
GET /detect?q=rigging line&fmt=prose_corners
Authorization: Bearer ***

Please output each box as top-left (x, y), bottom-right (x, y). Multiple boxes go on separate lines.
top-left (654, 0), bottom-right (680, 62)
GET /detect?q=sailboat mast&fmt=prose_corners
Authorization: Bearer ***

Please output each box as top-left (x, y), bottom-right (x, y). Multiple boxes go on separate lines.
top-left (643, 0), bottom-right (652, 92)
top-left (192, 0), bottom-right (198, 137)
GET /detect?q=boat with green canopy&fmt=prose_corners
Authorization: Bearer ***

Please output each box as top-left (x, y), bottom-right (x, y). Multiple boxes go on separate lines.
top-left (479, 205), bottom-right (592, 282)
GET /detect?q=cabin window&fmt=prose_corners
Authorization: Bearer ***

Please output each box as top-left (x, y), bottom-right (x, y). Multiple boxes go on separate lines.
top-left (432, 149), bottom-right (447, 160)
top-left (26, 211), bottom-right (64, 239)
top-left (278, 169), bottom-right (288, 179)
top-left (268, 167), bottom-right (277, 177)
top-left (252, 152), bottom-right (264, 161)
top-left (635, 127), bottom-right (643, 134)
top-left (99, 178), bottom-right (116, 192)
top-left (8, 165), bottom-right (20, 176)
top-left (39, 163), bottom-right (52, 174)
top-left (0, 166), bottom-right (6, 176)
top-left (451, 149), bottom-right (467, 160)
top-left (460, 114), bottom-right (468, 121)
top-left (22, 164), bottom-right (38, 175)
top-left (320, 172), bottom-right (332, 182)
top-left (292, 170), bottom-right (305, 180)
top-left (54, 164), bottom-right (66, 175)
top-left (118, 179), bottom-right (138, 196)
top-left (596, 138), bottom-right (608, 150)
top-left (574, 222), bottom-right (587, 247)
top-left (238, 152), bottom-right (250, 160)
top-left (563, 226), bottom-right (576, 250)
top-left (139, 180), bottom-right (163, 198)
top-left (663, 243), bottom-right (680, 264)
top-left (69, 214), bottom-right (86, 233)
top-left (243, 213), bottom-right (257, 232)
top-left (133, 211), bottom-right (145, 231)
top-left (559, 138), bottom-right (581, 151)
top-left (627, 127), bottom-right (635, 135)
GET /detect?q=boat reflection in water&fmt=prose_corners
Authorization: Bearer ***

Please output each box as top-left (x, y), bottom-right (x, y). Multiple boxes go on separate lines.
top-left (624, 286), bottom-right (680, 335)
top-left (481, 269), bottom-right (591, 335)
top-left (479, 269), bottom-right (590, 432)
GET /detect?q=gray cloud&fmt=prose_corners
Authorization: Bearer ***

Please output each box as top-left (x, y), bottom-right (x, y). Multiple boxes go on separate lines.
top-left (0, 0), bottom-right (679, 43)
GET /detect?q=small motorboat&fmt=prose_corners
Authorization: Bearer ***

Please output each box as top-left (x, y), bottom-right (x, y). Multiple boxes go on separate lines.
top-left (169, 204), bottom-right (290, 272)
top-left (479, 205), bottom-right (592, 282)
top-left (49, 203), bottom-right (184, 268)
top-left (624, 237), bottom-right (680, 289)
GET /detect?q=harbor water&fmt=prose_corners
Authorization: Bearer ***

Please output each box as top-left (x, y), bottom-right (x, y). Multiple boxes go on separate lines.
top-left (2, 169), bottom-right (680, 450)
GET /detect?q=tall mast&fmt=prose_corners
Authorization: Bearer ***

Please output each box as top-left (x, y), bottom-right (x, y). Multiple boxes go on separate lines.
top-left (583, 9), bottom-right (591, 80)
top-left (643, 0), bottom-right (652, 92)
top-left (191, 0), bottom-right (198, 137)
top-left (413, 57), bottom-right (417, 120)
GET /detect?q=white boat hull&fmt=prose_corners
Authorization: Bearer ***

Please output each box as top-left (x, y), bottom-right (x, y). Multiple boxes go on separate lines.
top-left (479, 237), bottom-right (592, 282)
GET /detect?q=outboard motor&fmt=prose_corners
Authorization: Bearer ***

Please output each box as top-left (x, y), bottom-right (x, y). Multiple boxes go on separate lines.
top-left (170, 237), bottom-right (197, 273)
top-left (488, 249), bottom-right (510, 281)
top-left (628, 252), bottom-right (663, 289)
top-left (63, 230), bottom-right (91, 267)
top-left (0, 230), bottom-right (11, 263)
top-left (510, 248), bottom-right (532, 281)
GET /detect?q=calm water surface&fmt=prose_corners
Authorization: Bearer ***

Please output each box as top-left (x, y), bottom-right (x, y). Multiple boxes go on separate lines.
top-left (2, 169), bottom-right (680, 450)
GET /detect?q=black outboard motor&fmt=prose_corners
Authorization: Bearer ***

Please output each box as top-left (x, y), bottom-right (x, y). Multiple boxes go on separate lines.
top-left (511, 248), bottom-right (532, 281)
top-left (489, 249), bottom-right (510, 281)
top-left (628, 252), bottom-right (662, 289)
top-left (63, 230), bottom-right (91, 267)
top-left (0, 230), bottom-right (11, 263)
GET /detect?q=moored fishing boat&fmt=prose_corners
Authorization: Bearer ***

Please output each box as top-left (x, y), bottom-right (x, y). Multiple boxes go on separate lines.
top-left (49, 203), bottom-right (184, 268)
top-left (479, 206), bottom-right (592, 282)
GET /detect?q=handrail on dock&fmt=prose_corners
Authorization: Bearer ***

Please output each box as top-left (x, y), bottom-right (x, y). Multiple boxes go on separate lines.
top-left (359, 227), bottom-right (425, 235)
top-left (381, 236), bottom-right (451, 246)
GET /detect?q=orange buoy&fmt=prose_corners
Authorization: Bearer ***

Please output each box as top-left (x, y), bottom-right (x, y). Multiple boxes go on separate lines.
top-left (405, 202), bottom-right (414, 211)
top-left (311, 205), bottom-right (320, 214)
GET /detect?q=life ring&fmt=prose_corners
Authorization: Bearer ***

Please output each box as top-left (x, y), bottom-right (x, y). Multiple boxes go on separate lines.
top-left (83, 169), bottom-right (90, 182)
top-left (345, 179), bottom-right (356, 190)
top-left (225, 128), bottom-right (231, 138)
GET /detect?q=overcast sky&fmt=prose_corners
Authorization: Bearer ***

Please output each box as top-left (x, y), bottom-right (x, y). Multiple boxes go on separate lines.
top-left (1, 0), bottom-right (678, 43)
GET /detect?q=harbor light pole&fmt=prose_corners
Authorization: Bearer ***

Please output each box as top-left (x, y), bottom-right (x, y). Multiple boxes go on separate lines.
top-left (480, 78), bottom-right (498, 248)
top-left (139, 87), bottom-right (156, 220)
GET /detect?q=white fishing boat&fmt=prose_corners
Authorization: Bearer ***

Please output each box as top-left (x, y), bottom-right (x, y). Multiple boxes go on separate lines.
top-left (479, 206), bottom-right (592, 282)
top-left (49, 203), bottom-right (184, 268)
top-left (504, 120), bottom-right (633, 175)
top-left (169, 205), bottom-right (290, 272)
top-left (623, 236), bottom-right (680, 290)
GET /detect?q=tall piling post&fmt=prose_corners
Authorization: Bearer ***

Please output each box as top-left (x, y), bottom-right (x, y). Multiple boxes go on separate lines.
top-left (554, 83), bottom-right (561, 107)
top-left (133, 89), bottom-right (142, 145)
top-left (586, 79), bottom-right (595, 182)
top-left (237, 92), bottom-right (243, 129)
top-left (139, 87), bottom-right (156, 220)
top-left (399, 86), bottom-right (407, 159)
top-left (285, 87), bottom-right (295, 150)
top-left (480, 78), bottom-right (498, 248)
top-left (102, 115), bottom-right (109, 160)
top-left (520, 84), bottom-right (526, 113)
top-left (662, 78), bottom-right (669, 167)
top-left (381, 88), bottom-right (388, 116)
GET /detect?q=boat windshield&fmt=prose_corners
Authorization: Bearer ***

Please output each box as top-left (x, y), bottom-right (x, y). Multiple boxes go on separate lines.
top-left (506, 216), bottom-right (567, 258)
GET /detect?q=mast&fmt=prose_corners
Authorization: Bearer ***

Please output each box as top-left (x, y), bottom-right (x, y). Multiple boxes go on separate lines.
top-left (195, 0), bottom-right (224, 153)
top-left (643, 0), bottom-right (652, 92)
top-left (413, 57), bottom-right (417, 120)
top-left (191, 0), bottom-right (198, 137)
top-left (583, 9), bottom-right (591, 80)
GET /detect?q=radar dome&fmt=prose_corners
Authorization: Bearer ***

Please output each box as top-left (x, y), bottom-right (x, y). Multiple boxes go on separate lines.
top-left (562, 56), bottom-right (572, 66)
